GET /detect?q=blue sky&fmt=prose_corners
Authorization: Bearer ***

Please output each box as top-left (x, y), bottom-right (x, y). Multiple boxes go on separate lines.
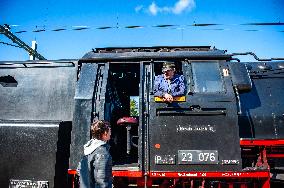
top-left (1, 0), bottom-right (284, 61)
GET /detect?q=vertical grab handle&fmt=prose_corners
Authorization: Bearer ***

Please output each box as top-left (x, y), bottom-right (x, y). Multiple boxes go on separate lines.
top-left (234, 86), bottom-right (242, 115)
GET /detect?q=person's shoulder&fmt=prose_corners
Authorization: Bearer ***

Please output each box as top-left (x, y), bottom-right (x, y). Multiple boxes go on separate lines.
top-left (174, 74), bottom-right (184, 80)
top-left (154, 74), bottom-right (164, 81)
top-left (155, 74), bottom-right (164, 79)
top-left (94, 144), bottom-right (109, 154)
top-left (175, 73), bottom-right (183, 77)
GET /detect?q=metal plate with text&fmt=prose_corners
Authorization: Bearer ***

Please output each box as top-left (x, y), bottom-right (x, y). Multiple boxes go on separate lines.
top-left (9, 179), bottom-right (49, 188)
top-left (178, 150), bottom-right (218, 164)
top-left (155, 155), bottom-right (176, 165)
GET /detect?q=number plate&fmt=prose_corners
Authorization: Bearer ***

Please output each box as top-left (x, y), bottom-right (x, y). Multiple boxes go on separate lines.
top-left (178, 150), bottom-right (218, 164)
top-left (9, 179), bottom-right (49, 188)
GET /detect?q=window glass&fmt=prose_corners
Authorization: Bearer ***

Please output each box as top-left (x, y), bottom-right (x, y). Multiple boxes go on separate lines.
top-left (191, 62), bottom-right (224, 93)
top-left (130, 96), bottom-right (139, 116)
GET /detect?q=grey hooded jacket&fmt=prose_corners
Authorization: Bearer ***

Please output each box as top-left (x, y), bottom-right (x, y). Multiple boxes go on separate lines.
top-left (78, 139), bottom-right (112, 188)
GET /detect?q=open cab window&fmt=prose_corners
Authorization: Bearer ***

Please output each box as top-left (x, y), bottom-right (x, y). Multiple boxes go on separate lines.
top-left (153, 61), bottom-right (186, 102)
top-left (152, 61), bottom-right (225, 101)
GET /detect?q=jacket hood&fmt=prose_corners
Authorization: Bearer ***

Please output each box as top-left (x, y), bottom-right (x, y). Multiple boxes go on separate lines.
top-left (83, 138), bottom-right (106, 155)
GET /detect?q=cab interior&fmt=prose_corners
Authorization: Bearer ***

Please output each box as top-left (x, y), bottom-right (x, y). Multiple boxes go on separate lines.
top-left (104, 61), bottom-right (184, 169)
top-left (105, 63), bottom-right (140, 168)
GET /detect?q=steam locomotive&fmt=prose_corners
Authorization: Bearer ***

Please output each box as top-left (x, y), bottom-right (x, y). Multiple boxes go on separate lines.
top-left (0, 46), bottom-right (284, 188)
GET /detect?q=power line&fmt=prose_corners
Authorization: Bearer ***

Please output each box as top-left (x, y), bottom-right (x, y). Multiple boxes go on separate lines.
top-left (6, 22), bottom-right (284, 34)
top-left (0, 24), bottom-right (46, 60)
top-left (0, 41), bottom-right (20, 48)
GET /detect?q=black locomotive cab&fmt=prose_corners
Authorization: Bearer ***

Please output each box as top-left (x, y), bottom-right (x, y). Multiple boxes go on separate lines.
top-left (71, 47), bottom-right (246, 175)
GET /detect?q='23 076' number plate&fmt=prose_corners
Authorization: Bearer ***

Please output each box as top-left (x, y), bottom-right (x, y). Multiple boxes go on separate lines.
top-left (178, 150), bottom-right (218, 164)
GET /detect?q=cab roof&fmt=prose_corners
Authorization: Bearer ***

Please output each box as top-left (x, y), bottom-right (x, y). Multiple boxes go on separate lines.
top-left (80, 46), bottom-right (232, 62)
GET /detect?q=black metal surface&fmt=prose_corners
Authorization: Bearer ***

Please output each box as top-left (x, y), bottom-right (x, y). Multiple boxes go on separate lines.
top-left (0, 121), bottom-right (59, 187)
top-left (0, 62), bottom-right (77, 121)
top-left (70, 63), bottom-right (100, 169)
top-left (0, 60), bottom-right (78, 64)
top-left (54, 121), bottom-right (72, 188)
top-left (229, 63), bottom-right (252, 92)
top-left (0, 61), bottom-right (76, 187)
top-left (147, 61), bottom-right (242, 172)
top-left (81, 50), bottom-right (231, 63)
top-left (95, 63), bottom-right (109, 121)
top-left (156, 107), bottom-right (226, 116)
top-left (149, 102), bottom-right (242, 171)
top-left (231, 52), bottom-right (284, 61)
top-left (93, 46), bottom-right (212, 53)
top-left (0, 121), bottom-right (72, 188)
top-left (239, 62), bottom-right (284, 139)
top-left (142, 63), bottom-right (152, 174)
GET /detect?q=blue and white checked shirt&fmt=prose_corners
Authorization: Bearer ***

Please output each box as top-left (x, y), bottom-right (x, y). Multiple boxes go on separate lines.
top-left (153, 74), bottom-right (185, 97)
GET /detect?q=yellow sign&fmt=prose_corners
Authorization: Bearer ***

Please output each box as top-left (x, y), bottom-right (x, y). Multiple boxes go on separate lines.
top-left (154, 96), bottom-right (186, 102)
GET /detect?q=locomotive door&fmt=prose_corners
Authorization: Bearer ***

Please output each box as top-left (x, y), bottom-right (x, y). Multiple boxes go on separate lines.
top-left (147, 60), bottom-right (242, 173)
top-left (141, 62), bottom-right (152, 174)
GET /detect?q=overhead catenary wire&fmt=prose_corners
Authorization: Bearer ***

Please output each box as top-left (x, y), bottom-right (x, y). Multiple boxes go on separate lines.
top-left (0, 24), bottom-right (46, 60)
top-left (1, 22), bottom-right (283, 55)
top-left (4, 21), bottom-right (284, 34)
top-left (0, 41), bottom-right (20, 48)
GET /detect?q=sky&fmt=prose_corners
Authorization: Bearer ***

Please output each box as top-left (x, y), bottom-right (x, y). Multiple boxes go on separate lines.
top-left (0, 0), bottom-right (284, 61)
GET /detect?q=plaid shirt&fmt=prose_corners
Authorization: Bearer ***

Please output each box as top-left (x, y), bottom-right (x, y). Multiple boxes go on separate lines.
top-left (153, 74), bottom-right (185, 97)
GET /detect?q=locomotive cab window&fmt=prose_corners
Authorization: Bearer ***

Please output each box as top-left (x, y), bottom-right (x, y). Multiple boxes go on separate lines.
top-left (191, 61), bottom-right (224, 93)
top-left (153, 61), bottom-right (186, 102)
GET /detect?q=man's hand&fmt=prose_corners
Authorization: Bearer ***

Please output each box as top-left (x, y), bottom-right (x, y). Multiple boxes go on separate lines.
top-left (163, 93), bottom-right (173, 103)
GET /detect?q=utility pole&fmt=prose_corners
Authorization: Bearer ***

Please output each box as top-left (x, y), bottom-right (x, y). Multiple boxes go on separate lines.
top-left (0, 24), bottom-right (46, 60)
top-left (29, 41), bottom-right (37, 60)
